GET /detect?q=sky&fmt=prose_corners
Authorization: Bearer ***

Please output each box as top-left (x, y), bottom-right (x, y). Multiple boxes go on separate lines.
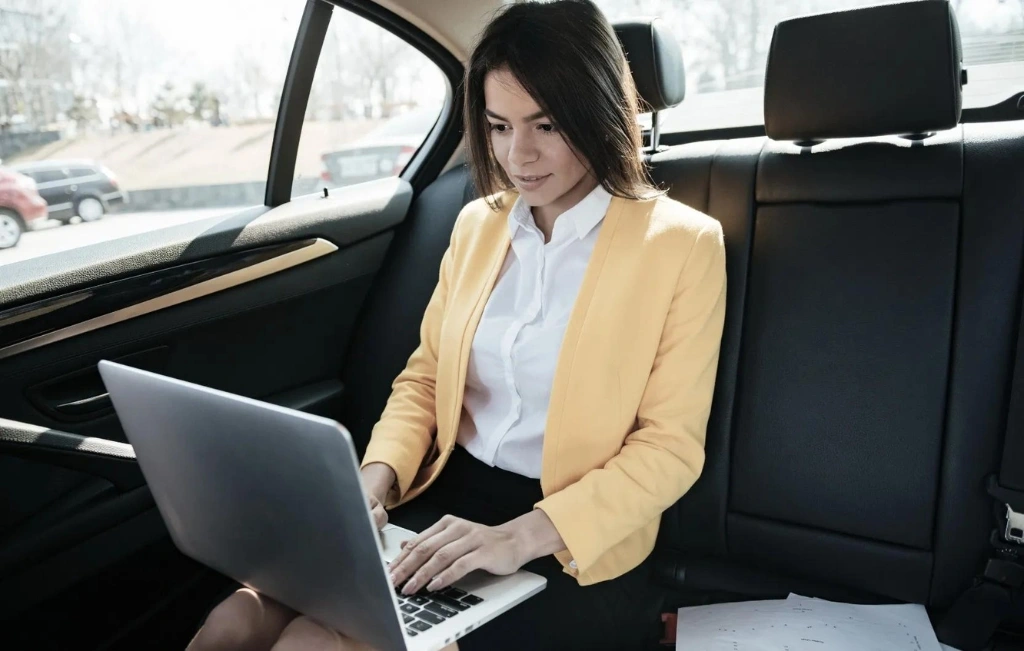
top-left (68, 0), bottom-right (449, 120)
top-left (69, 0), bottom-right (304, 118)
top-left (75, 0), bottom-right (303, 70)
top-left (69, 0), bottom-right (1024, 74)
top-left (56, 0), bottom-right (1024, 124)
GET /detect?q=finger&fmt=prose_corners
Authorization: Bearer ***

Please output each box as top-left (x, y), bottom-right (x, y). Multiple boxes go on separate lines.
top-left (403, 537), bottom-right (479, 595)
top-left (393, 527), bottom-right (463, 594)
top-left (389, 515), bottom-right (457, 576)
top-left (391, 521), bottom-right (466, 591)
top-left (372, 504), bottom-right (388, 530)
top-left (425, 552), bottom-right (482, 593)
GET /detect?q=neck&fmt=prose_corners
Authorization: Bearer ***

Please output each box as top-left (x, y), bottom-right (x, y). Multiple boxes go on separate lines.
top-left (532, 174), bottom-right (600, 242)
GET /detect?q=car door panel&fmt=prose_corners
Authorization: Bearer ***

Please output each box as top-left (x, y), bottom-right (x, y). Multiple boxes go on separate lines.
top-left (0, 0), bottom-right (468, 642)
top-left (0, 177), bottom-right (414, 637)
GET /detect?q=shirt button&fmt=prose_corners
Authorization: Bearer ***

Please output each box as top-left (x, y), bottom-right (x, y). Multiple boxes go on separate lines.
top-left (569, 560), bottom-right (577, 570)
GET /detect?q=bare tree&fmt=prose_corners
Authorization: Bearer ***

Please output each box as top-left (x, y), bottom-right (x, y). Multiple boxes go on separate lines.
top-left (62, 2), bottom-right (169, 125)
top-left (234, 50), bottom-right (270, 119)
top-left (337, 15), bottom-right (411, 117)
top-left (99, 7), bottom-right (165, 115)
top-left (0, 0), bottom-right (74, 83)
top-left (316, 23), bottom-right (360, 120)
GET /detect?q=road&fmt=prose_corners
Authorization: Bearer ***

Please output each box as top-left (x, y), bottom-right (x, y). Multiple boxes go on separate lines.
top-left (0, 207), bottom-right (247, 267)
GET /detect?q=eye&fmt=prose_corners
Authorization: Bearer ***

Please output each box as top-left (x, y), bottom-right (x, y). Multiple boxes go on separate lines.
top-left (538, 123), bottom-right (557, 133)
top-left (489, 123), bottom-right (508, 133)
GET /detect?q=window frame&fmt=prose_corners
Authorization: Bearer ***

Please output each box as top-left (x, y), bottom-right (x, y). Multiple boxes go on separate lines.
top-left (267, 0), bottom-right (465, 208)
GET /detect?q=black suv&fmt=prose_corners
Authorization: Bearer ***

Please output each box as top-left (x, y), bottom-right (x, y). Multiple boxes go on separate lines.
top-left (12, 159), bottom-right (128, 224)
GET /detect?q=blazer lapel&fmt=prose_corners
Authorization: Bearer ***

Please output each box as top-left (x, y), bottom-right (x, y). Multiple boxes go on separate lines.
top-left (437, 198), bottom-right (513, 451)
top-left (540, 196), bottom-right (627, 490)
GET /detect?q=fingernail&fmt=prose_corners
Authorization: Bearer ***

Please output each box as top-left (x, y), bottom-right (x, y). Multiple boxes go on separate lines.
top-left (403, 581), bottom-right (416, 595)
top-left (389, 572), bottom-right (396, 585)
top-left (427, 577), bottom-right (441, 591)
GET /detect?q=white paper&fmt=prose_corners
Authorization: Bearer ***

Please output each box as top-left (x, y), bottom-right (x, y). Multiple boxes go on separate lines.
top-left (675, 594), bottom-right (944, 651)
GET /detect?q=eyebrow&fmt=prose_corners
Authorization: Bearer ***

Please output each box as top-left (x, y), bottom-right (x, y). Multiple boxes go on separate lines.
top-left (484, 109), bottom-right (548, 122)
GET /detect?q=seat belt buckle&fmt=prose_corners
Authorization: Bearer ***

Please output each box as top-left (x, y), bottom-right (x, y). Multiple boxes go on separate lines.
top-left (986, 475), bottom-right (1024, 546)
top-left (1005, 504), bottom-right (1024, 546)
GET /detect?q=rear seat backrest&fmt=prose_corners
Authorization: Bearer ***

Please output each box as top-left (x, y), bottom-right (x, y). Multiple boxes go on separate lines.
top-left (653, 0), bottom-right (1023, 610)
top-left (341, 2), bottom-right (1024, 621)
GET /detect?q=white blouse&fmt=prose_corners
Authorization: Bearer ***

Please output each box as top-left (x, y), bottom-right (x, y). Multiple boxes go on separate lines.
top-left (456, 184), bottom-right (613, 478)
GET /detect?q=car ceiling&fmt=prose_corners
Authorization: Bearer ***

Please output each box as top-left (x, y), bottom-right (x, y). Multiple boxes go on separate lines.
top-left (375, 0), bottom-right (506, 62)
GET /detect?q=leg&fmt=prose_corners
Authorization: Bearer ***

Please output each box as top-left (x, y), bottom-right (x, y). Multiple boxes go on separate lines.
top-left (458, 556), bottom-right (664, 651)
top-left (271, 616), bottom-right (459, 651)
top-left (187, 588), bottom-right (297, 651)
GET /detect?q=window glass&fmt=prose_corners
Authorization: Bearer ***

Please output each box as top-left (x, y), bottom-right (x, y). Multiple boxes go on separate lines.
top-left (593, 0), bottom-right (1024, 132)
top-left (33, 169), bottom-right (68, 184)
top-left (294, 6), bottom-right (446, 196)
top-left (0, 0), bottom-right (302, 265)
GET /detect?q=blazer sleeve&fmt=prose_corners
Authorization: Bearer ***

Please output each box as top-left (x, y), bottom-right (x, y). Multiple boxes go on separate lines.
top-left (534, 221), bottom-right (727, 577)
top-left (360, 212), bottom-right (461, 508)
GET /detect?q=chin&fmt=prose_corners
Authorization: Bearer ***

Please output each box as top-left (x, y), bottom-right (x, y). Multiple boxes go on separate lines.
top-left (517, 188), bottom-right (559, 208)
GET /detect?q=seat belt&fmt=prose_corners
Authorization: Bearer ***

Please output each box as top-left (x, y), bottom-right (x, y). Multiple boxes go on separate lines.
top-left (936, 300), bottom-right (1024, 651)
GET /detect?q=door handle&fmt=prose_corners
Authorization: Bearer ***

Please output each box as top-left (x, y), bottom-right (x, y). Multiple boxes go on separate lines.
top-left (27, 346), bottom-right (168, 422)
top-left (53, 392), bottom-right (111, 416)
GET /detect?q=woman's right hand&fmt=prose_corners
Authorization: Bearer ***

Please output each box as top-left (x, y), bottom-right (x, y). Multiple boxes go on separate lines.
top-left (360, 462), bottom-right (397, 530)
top-left (368, 493), bottom-right (388, 530)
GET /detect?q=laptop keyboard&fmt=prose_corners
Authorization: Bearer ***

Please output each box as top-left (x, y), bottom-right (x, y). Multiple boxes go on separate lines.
top-left (392, 580), bottom-right (485, 637)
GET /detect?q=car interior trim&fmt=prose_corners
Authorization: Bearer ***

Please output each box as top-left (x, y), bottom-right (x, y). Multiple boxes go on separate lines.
top-left (0, 237), bottom-right (338, 361)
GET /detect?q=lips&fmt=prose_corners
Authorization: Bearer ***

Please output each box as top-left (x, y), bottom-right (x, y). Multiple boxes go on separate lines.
top-left (513, 174), bottom-right (551, 191)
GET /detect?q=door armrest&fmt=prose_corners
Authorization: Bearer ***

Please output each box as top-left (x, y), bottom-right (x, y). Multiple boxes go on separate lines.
top-left (0, 418), bottom-right (143, 490)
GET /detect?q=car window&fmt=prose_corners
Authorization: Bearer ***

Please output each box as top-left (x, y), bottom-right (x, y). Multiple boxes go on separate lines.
top-left (0, 0), bottom-right (303, 266)
top-left (294, 6), bottom-right (446, 196)
top-left (32, 169), bottom-right (68, 184)
top-left (593, 0), bottom-right (1024, 133)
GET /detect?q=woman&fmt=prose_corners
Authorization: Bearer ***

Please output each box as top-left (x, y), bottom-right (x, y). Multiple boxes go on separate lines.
top-left (188, 1), bottom-right (726, 649)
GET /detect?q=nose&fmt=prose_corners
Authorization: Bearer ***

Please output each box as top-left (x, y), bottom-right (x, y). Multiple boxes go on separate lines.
top-left (507, 128), bottom-right (539, 169)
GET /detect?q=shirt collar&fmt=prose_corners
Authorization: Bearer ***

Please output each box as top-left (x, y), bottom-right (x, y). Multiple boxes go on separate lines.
top-left (507, 184), bottom-right (613, 242)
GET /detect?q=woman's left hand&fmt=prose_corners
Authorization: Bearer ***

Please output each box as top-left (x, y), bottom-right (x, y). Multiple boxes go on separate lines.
top-left (388, 515), bottom-right (526, 595)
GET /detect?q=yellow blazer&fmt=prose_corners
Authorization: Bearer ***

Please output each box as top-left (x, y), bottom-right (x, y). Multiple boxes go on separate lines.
top-left (361, 189), bottom-right (727, 585)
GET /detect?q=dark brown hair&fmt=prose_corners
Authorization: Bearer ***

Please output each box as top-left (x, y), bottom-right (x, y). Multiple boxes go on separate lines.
top-left (463, 0), bottom-right (658, 208)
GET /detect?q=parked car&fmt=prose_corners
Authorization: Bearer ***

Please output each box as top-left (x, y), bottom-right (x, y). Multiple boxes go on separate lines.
top-left (0, 166), bottom-right (49, 249)
top-left (12, 159), bottom-right (128, 224)
top-left (319, 108), bottom-right (438, 187)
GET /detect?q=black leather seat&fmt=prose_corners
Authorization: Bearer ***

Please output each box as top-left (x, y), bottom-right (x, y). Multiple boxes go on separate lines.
top-left (652, 0), bottom-right (1023, 621)
top-left (339, 1), bottom-right (1023, 644)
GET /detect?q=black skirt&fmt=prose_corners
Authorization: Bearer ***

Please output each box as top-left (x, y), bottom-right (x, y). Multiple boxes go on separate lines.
top-left (389, 445), bottom-right (665, 651)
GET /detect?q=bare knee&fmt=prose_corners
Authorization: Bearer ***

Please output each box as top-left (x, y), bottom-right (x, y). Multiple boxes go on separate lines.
top-left (189, 589), bottom-right (295, 651)
top-left (270, 617), bottom-right (457, 651)
top-left (268, 615), bottom-right (461, 651)
top-left (271, 616), bottom-right (349, 651)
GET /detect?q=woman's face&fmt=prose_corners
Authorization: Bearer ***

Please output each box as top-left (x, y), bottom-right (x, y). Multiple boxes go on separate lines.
top-left (483, 68), bottom-right (597, 221)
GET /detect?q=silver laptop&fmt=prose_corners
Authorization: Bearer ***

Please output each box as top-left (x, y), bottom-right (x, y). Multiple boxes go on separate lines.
top-left (98, 361), bottom-right (545, 651)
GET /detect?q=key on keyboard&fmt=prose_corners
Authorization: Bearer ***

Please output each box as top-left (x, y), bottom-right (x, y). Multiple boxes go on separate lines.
top-left (416, 610), bottom-right (445, 626)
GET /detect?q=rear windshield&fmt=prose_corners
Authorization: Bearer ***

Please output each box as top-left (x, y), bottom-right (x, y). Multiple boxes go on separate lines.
top-left (594, 0), bottom-right (1024, 132)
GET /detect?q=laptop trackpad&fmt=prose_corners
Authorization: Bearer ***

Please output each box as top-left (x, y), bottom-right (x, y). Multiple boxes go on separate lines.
top-left (379, 524), bottom-right (417, 563)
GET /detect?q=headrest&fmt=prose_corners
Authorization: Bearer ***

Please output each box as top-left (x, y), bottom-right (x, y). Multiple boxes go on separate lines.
top-left (764, 1), bottom-right (964, 141)
top-left (613, 19), bottom-right (685, 112)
